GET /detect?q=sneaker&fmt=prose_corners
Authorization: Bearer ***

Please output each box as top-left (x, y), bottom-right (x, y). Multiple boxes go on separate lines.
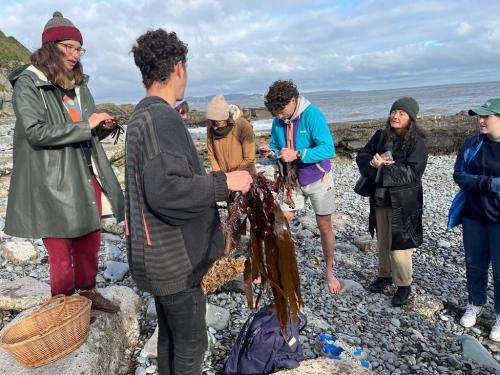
top-left (368, 277), bottom-right (392, 293)
top-left (460, 304), bottom-right (483, 328)
top-left (80, 288), bottom-right (120, 313)
top-left (391, 286), bottom-right (412, 307)
top-left (490, 316), bottom-right (500, 341)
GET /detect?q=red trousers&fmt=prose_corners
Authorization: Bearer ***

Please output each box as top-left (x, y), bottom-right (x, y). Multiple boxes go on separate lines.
top-left (43, 175), bottom-right (103, 296)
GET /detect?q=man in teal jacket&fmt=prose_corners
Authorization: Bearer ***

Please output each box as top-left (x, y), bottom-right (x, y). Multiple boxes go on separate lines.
top-left (262, 80), bottom-right (339, 294)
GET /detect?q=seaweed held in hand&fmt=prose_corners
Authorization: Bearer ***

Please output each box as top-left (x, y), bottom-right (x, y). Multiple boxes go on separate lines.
top-left (275, 159), bottom-right (300, 209)
top-left (226, 172), bottom-right (302, 331)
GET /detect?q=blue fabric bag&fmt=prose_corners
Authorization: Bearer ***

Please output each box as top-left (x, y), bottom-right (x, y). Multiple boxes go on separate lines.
top-left (447, 137), bottom-right (483, 229)
top-left (223, 306), bottom-right (306, 375)
top-left (447, 190), bottom-right (467, 229)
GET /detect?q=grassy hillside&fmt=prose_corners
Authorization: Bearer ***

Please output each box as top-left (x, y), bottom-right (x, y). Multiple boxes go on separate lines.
top-left (0, 30), bottom-right (31, 68)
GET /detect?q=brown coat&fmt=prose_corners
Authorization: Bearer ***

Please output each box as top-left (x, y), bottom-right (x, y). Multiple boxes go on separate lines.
top-left (207, 116), bottom-right (256, 175)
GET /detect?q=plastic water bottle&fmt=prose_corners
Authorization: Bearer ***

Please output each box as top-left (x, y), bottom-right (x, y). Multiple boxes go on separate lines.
top-left (315, 333), bottom-right (367, 360)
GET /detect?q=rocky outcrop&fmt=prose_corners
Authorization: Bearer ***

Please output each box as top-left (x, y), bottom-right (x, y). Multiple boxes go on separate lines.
top-left (0, 66), bottom-right (15, 116)
top-left (0, 28), bottom-right (30, 116)
top-left (331, 114), bottom-right (477, 156)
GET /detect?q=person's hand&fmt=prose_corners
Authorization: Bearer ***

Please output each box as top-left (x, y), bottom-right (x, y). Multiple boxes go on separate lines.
top-left (258, 144), bottom-right (275, 158)
top-left (278, 148), bottom-right (298, 162)
top-left (226, 170), bottom-right (253, 193)
top-left (88, 112), bottom-right (116, 129)
top-left (370, 153), bottom-right (394, 168)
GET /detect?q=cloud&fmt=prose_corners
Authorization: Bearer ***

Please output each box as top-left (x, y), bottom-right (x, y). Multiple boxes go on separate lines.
top-left (1, 0), bottom-right (499, 103)
top-left (456, 22), bottom-right (473, 36)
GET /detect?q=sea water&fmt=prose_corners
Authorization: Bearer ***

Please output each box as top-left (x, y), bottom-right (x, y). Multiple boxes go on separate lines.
top-left (189, 80), bottom-right (500, 136)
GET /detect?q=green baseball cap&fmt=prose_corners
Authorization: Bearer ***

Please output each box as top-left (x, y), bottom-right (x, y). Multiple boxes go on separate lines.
top-left (468, 98), bottom-right (500, 116)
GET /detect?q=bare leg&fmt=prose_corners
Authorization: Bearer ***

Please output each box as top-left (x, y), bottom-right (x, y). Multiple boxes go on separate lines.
top-left (316, 214), bottom-right (340, 294)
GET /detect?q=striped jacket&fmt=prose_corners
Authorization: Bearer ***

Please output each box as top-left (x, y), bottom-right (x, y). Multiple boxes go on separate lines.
top-left (125, 96), bottom-right (228, 296)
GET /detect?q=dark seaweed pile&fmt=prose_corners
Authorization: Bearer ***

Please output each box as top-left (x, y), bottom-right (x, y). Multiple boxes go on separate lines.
top-left (225, 172), bottom-right (302, 331)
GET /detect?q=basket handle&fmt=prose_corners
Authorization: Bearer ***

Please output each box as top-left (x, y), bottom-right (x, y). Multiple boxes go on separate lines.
top-left (34, 294), bottom-right (68, 336)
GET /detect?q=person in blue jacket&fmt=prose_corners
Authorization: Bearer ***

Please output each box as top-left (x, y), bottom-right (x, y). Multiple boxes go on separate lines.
top-left (260, 80), bottom-right (339, 294)
top-left (453, 98), bottom-right (500, 341)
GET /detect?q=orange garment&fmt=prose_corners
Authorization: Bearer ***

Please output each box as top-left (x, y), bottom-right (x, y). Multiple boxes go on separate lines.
top-left (207, 116), bottom-right (256, 175)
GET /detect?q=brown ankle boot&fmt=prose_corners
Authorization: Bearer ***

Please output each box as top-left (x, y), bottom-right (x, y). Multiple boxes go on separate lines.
top-left (80, 288), bottom-right (120, 313)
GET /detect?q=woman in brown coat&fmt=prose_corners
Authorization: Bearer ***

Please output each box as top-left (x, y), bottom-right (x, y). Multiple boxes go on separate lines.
top-left (206, 95), bottom-right (256, 175)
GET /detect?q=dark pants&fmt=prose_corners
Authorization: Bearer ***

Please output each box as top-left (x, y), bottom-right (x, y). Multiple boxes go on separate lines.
top-left (43, 175), bottom-right (102, 296)
top-left (155, 286), bottom-right (208, 375)
top-left (463, 217), bottom-right (500, 314)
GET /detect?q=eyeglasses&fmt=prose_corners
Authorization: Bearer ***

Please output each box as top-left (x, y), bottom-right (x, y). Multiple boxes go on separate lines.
top-left (57, 42), bottom-right (86, 56)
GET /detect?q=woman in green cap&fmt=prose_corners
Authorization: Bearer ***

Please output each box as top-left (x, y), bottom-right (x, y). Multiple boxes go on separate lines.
top-left (356, 97), bottom-right (428, 307)
top-left (452, 99), bottom-right (500, 341)
top-left (5, 12), bottom-right (124, 312)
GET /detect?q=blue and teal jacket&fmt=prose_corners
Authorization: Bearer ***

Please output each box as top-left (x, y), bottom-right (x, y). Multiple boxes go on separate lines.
top-left (452, 134), bottom-right (500, 225)
top-left (269, 103), bottom-right (335, 186)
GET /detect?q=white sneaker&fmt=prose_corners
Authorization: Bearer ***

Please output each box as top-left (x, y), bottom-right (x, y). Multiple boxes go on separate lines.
top-left (460, 304), bottom-right (483, 328)
top-left (490, 316), bottom-right (500, 342)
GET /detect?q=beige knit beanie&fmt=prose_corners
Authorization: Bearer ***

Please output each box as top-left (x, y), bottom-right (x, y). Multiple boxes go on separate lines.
top-left (206, 94), bottom-right (229, 121)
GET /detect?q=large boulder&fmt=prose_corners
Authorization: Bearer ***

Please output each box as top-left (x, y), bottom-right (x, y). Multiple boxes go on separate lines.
top-left (0, 286), bottom-right (143, 375)
top-left (0, 240), bottom-right (38, 265)
top-left (0, 277), bottom-right (50, 311)
top-left (459, 335), bottom-right (500, 371)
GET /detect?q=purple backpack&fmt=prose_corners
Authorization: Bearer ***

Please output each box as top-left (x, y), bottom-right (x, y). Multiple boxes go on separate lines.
top-left (224, 306), bottom-right (306, 375)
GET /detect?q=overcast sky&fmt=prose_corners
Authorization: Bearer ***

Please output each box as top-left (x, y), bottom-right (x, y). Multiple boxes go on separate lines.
top-left (1, 0), bottom-right (499, 103)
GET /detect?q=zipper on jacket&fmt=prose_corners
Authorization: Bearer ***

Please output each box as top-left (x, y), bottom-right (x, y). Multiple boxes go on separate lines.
top-left (135, 172), bottom-right (152, 246)
top-left (140, 208), bottom-right (152, 246)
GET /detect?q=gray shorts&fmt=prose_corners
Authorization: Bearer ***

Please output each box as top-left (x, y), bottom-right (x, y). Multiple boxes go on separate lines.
top-left (279, 171), bottom-right (335, 215)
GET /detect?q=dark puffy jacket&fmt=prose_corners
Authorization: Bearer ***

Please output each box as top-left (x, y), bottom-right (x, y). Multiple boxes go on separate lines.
top-left (356, 129), bottom-right (428, 250)
top-left (5, 65), bottom-right (124, 238)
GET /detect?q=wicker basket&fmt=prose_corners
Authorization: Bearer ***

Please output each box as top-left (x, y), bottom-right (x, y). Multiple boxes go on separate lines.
top-left (0, 295), bottom-right (91, 368)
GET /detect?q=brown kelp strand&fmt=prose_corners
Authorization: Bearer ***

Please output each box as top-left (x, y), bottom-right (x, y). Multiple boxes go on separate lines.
top-left (275, 160), bottom-right (300, 209)
top-left (226, 172), bottom-right (302, 331)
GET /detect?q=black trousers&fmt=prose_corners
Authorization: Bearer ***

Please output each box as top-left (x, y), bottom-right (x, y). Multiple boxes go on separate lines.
top-left (155, 286), bottom-right (208, 375)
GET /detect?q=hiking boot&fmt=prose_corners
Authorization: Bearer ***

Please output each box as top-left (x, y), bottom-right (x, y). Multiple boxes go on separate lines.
top-left (490, 315), bottom-right (500, 342)
top-left (460, 303), bottom-right (483, 328)
top-left (368, 277), bottom-right (392, 293)
top-left (391, 286), bottom-right (411, 307)
top-left (80, 288), bottom-right (120, 313)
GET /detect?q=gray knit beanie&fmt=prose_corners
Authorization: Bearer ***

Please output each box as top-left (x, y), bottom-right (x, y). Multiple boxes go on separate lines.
top-left (390, 97), bottom-right (419, 121)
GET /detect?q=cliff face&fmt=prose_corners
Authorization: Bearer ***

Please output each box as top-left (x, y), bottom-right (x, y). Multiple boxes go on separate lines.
top-left (0, 31), bottom-right (31, 115)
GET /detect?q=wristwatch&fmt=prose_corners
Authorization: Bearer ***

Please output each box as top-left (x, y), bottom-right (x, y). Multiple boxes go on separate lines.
top-left (296, 150), bottom-right (302, 160)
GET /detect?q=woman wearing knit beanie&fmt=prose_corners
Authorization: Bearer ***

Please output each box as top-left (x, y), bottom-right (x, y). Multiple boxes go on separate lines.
top-left (206, 94), bottom-right (256, 175)
top-left (355, 97), bottom-right (428, 307)
top-left (5, 12), bottom-right (124, 312)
